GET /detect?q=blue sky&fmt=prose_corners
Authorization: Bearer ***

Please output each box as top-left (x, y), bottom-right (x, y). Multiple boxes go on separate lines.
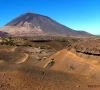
top-left (0, 0), bottom-right (100, 35)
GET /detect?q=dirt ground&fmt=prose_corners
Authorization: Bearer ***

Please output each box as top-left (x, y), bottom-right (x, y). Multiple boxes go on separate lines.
top-left (0, 39), bottom-right (100, 90)
top-left (0, 64), bottom-right (99, 90)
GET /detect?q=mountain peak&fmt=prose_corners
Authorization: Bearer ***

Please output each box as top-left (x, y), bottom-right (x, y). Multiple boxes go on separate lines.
top-left (27, 11), bottom-right (35, 14)
top-left (0, 12), bottom-right (92, 37)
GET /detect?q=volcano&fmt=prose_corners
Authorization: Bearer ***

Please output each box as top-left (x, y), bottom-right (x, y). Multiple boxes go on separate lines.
top-left (0, 12), bottom-right (92, 37)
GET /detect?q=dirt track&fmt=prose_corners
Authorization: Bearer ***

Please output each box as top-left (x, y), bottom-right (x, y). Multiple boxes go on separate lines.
top-left (15, 54), bottom-right (28, 64)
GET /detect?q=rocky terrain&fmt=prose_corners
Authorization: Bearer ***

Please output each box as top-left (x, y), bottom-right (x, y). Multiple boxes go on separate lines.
top-left (72, 39), bottom-right (100, 55)
top-left (0, 37), bottom-right (100, 90)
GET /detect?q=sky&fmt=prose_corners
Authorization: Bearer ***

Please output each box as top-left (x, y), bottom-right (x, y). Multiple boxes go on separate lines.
top-left (0, 0), bottom-right (100, 35)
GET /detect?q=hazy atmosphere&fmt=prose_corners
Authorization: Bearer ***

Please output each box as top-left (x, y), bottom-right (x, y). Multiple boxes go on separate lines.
top-left (0, 0), bottom-right (100, 35)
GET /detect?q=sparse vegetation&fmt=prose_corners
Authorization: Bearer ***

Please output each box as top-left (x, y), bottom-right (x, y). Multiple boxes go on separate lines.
top-left (0, 37), bottom-right (33, 47)
top-left (0, 36), bottom-right (100, 90)
top-left (22, 42), bottom-right (32, 47)
top-left (0, 37), bottom-right (15, 46)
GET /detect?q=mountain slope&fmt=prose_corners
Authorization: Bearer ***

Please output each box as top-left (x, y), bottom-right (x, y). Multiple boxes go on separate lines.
top-left (0, 12), bottom-right (92, 37)
top-left (0, 31), bottom-right (9, 37)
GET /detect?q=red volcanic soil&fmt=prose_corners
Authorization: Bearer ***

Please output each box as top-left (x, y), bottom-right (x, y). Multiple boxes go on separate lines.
top-left (0, 39), bottom-right (100, 90)
top-left (0, 64), bottom-right (99, 90)
top-left (37, 47), bottom-right (100, 83)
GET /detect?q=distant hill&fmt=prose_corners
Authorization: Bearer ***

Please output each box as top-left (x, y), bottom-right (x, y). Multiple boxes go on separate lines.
top-left (0, 12), bottom-right (92, 37)
top-left (0, 31), bottom-right (9, 37)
